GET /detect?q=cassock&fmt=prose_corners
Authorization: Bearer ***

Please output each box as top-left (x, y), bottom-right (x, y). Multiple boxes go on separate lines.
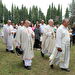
top-left (17, 25), bottom-right (22, 30)
top-left (42, 25), bottom-right (56, 56)
top-left (49, 25), bottom-right (70, 69)
top-left (40, 23), bottom-right (46, 42)
top-left (0, 28), bottom-right (4, 37)
top-left (15, 26), bottom-right (35, 66)
top-left (3, 24), bottom-right (14, 51)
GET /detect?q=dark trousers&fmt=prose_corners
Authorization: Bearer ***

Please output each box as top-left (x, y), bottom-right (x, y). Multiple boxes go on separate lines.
top-left (72, 36), bottom-right (75, 44)
top-left (34, 39), bottom-right (41, 48)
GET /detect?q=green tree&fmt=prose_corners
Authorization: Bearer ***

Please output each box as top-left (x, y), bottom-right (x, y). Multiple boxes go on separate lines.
top-left (31, 6), bottom-right (39, 24)
top-left (19, 5), bottom-right (28, 21)
top-left (3, 5), bottom-right (9, 23)
top-left (51, 3), bottom-right (54, 19)
top-left (8, 11), bottom-right (12, 20)
top-left (29, 7), bottom-right (32, 21)
top-left (56, 4), bottom-right (62, 24)
top-left (38, 8), bottom-right (45, 23)
top-left (65, 8), bottom-right (69, 18)
top-left (46, 5), bottom-right (51, 23)
top-left (11, 3), bottom-right (14, 22)
top-left (69, 0), bottom-right (75, 24)
top-left (60, 6), bottom-right (62, 23)
top-left (13, 6), bottom-right (20, 24)
top-left (23, 6), bottom-right (29, 20)
top-left (0, 0), bottom-right (3, 23)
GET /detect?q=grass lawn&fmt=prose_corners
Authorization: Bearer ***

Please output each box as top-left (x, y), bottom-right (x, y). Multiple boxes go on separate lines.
top-left (0, 39), bottom-right (75, 75)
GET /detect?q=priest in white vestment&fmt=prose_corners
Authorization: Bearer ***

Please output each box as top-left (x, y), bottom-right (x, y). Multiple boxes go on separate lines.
top-left (15, 20), bottom-right (35, 70)
top-left (3, 20), bottom-right (15, 53)
top-left (49, 19), bottom-right (71, 72)
top-left (41, 19), bottom-right (56, 57)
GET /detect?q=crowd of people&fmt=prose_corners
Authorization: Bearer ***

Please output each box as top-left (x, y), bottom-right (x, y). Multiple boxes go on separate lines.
top-left (0, 18), bottom-right (75, 71)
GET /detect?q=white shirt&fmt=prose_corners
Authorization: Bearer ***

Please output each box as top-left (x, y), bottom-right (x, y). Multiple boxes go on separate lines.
top-left (40, 23), bottom-right (46, 34)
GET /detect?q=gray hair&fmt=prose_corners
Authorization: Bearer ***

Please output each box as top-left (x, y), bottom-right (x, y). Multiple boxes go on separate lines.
top-left (48, 19), bottom-right (54, 23)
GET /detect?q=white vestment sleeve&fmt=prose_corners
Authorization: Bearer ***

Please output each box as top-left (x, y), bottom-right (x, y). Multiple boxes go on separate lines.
top-left (44, 27), bottom-right (52, 37)
top-left (56, 28), bottom-right (62, 48)
top-left (46, 32), bottom-right (52, 37)
top-left (3, 26), bottom-right (7, 43)
top-left (15, 29), bottom-right (21, 46)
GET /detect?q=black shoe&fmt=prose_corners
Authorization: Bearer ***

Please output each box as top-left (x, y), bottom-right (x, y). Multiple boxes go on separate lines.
top-left (61, 68), bottom-right (70, 72)
top-left (50, 65), bottom-right (54, 69)
top-left (41, 51), bottom-right (44, 57)
top-left (6, 49), bottom-right (9, 52)
top-left (10, 50), bottom-right (15, 53)
top-left (24, 66), bottom-right (31, 70)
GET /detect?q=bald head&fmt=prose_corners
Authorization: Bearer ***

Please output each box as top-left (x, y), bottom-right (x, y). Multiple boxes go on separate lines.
top-left (24, 20), bottom-right (31, 27)
top-left (7, 20), bottom-right (11, 25)
top-left (62, 18), bottom-right (69, 27)
top-left (25, 20), bottom-right (31, 24)
top-left (62, 19), bottom-right (69, 23)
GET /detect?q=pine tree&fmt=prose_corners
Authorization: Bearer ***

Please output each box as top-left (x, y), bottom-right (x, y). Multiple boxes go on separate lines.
top-left (56, 4), bottom-right (62, 24)
top-left (19, 5), bottom-right (28, 22)
top-left (65, 8), bottom-right (69, 18)
top-left (51, 3), bottom-right (54, 19)
top-left (13, 6), bottom-right (20, 24)
top-left (11, 3), bottom-right (14, 22)
top-left (69, 0), bottom-right (75, 24)
top-left (8, 11), bottom-right (12, 20)
top-left (46, 5), bottom-right (51, 23)
top-left (60, 5), bottom-right (62, 23)
top-left (3, 5), bottom-right (9, 23)
top-left (38, 8), bottom-right (45, 23)
top-left (31, 6), bottom-right (39, 24)
top-left (0, 0), bottom-right (3, 23)
top-left (29, 7), bottom-right (32, 21)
